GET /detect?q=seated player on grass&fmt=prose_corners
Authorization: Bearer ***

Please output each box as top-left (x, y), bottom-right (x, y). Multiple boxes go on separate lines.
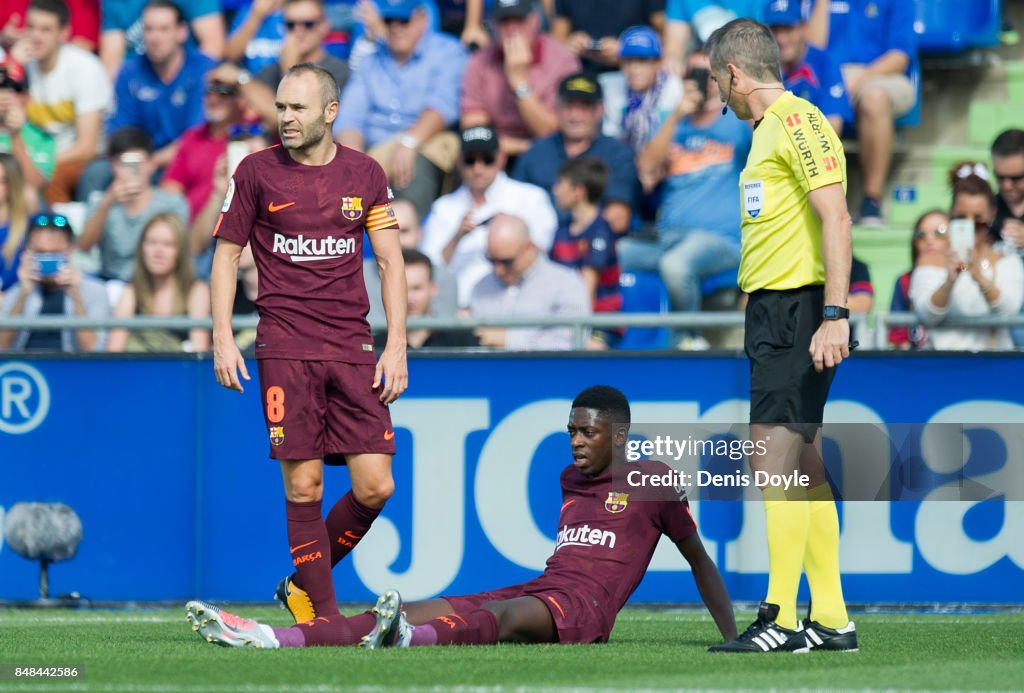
top-left (185, 385), bottom-right (738, 649)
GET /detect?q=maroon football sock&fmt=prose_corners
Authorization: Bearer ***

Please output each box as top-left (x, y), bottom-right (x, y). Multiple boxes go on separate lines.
top-left (285, 499), bottom-right (338, 616)
top-left (412, 609), bottom-right (499, 647)
top-left (273, 611), bottom-right (376, 648)
top-left (325, 491), bottom-right (382, 566)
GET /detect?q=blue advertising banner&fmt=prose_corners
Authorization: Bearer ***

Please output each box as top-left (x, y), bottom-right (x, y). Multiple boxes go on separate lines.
top-left (1, 354), bottom-right (1022, 604)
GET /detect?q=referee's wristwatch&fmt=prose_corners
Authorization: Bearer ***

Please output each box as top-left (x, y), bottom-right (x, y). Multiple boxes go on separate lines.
top-left (822, 305), bottom-right (850, 320)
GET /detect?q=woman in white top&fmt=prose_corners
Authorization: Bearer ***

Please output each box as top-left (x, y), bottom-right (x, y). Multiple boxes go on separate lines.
top-left (910, 164), bottom-right (1024, 351)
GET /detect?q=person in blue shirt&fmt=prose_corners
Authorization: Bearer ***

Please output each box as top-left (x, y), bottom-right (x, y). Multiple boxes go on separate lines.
top-left (765, 0), bottom-right (851, 134)
top-left (663, 0), bottom-right (765, 74)
top-left (512, 72), bottom-right (639, 236)
top-left (619, 51), bottom-right (751, 337)
top-left (334, 0), bottom-right (467, 217)
top-left (99, 0), bottom-right (225, 79)
top-left (808, 0), bottom-right (917, 226)
top-left (107, 0), bottom-right (217, 171)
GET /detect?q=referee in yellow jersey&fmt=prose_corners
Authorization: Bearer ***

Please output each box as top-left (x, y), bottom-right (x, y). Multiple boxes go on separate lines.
top-left (705, 18), bottom-right (857, 653)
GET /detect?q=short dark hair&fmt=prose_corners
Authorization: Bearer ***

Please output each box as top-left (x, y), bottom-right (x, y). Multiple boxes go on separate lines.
top-left (992, 129), bottom-right (1024, 159)
top-left (284, 62), bottom-right (339, 108)
top-left (143, 0), bottom-right (185, 25)
top-left (558, 157), bottom-right (608, 204)
top-left (28, 0), bottom-right (70, 27)
top-left (401, 247), bottom-right (433, 280)
top-left (108, 126), bottom-right (154, 158)
top-left (572, 385), bottom-right (630, 426)
top-left (706, 18), bottom-right (781, 83)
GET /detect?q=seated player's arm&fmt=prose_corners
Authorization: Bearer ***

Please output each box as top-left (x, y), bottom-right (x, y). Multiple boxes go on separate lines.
top-left (676, 532), bottom-right (737, 641)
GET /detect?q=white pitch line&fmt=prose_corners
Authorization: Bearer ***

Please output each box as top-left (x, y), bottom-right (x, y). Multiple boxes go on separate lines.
top-left (0, 685), bottom-right (1005, 693)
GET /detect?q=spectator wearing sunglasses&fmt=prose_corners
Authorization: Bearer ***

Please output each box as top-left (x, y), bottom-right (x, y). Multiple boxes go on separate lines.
top-left (991, 129), bottom-right (1024, 346)
top-left (335, 0), bottom-right (468, 217)
top-left (0, 212), bottom-right (110, 352)
top-left (244, 0), bottom-right (350, 113)
top-left (161, 64), bottom-right (267, 278)
top-left (992, 129), bottom-right (1024, 250)
top-left (421, 125), bottom-right (557, 307)
top-left (888, 209), bottom-right (946, 349)
top-left (909, 165), bottom-right (1024, 351)
top-left (469, 213), bottom-right (590, 350)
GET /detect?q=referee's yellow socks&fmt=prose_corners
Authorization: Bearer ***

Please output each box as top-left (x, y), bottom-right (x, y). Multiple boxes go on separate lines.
top-left (762, 488), bottom-right (809, 631)
top-left (803, 483), bottom-right (849, 629)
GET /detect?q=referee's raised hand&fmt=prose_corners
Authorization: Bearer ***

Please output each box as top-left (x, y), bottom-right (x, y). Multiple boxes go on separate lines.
top-left (809, 319), bottom-right (851, 372)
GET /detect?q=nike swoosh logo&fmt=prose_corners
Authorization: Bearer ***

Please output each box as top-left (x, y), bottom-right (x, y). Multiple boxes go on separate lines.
top-left (560, 499), bottom-right (575, 512)
top-left (383, 430), bottom-right (395, 440)
top-left (344, 531), bottom-right (363, 540)
top-left (268, 201), bottom-right (296, 213)
top-left (289, 540), bottom-right (317, 554)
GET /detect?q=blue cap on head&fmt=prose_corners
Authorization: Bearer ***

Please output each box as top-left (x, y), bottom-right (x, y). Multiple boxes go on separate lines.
top-left (377, 0), bottom-right (423, 20)
top-left (618, 25), bottom-right (662, 59)
top-left (763, 0), bottom-right (805, 26)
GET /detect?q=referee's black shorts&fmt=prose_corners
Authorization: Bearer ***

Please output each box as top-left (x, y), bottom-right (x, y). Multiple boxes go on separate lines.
top-left (745, 284), bottom-right (836, 443)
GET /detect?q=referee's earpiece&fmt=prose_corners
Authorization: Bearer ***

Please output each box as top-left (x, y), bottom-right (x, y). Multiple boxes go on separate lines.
top-left (722, 72), bottom-right (734, 115)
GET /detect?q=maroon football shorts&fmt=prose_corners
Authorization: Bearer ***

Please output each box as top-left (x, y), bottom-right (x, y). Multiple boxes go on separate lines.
top-left (443, 578), bottom-right (613, 644)
top-left (257, 359), bottom-right (395, 463)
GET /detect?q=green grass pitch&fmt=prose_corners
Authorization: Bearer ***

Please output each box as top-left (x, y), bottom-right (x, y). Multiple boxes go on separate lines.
top-left (1, 607), bottom-right (1022, 691)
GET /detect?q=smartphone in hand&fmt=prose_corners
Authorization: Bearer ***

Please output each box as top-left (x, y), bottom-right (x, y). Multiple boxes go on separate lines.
top-left (949, 218), bottom-right (974, 262)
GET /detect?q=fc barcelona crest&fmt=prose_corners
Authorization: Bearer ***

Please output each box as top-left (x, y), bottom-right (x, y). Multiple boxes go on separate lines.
top-left (341, 196), bottom-right (363, 221)
top-left (269, 426), bottom-right (285, 446)
top-left (605, 491), bottom-right (628, 514)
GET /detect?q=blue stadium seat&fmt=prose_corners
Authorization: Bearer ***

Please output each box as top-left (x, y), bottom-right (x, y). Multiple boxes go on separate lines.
top-left (615, 271), bottom-right (672, 350)
top-left (895, 55), bottom-right (922, 128)
top-left (700, 266), bottom-right (739, 297)
top-left (914, 0), bottom-right (1001, 53)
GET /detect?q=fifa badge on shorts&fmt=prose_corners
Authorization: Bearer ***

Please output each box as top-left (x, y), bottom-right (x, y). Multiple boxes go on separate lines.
top-left (269, 426), bottom-right (285, 446)
top-left (341, 196), bottom-right (363, 221)
top-left (605, 491), bottom-right (629, 514)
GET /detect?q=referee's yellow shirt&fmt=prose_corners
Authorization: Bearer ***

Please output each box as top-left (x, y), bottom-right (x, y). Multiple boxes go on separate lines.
top-left (737, 91), bottom-right (846, 293)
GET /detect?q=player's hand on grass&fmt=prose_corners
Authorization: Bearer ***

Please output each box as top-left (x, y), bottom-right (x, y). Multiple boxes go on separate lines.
top-left (809, 318), bottom-right (850, 372)
top-left (214, 336), bottom-right (250, 392)
top-left (374, 344), bottom-right (408, 404)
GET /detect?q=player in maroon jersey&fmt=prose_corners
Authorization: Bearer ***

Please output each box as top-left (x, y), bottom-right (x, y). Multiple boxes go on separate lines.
top-left (185, 386), bottom-right (737, 649)
top-left (207, 62), bottom-right (408, 624)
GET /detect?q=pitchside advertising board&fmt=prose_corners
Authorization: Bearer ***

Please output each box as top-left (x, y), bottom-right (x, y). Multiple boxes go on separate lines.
top-left (0, 355), bottom-right (1022, 603)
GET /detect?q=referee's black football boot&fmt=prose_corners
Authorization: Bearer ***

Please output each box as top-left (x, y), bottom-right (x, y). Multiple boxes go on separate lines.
top-left (708, 601), bottom-right (808, 653)
top-left (800, 618), bottom-right (859, 651)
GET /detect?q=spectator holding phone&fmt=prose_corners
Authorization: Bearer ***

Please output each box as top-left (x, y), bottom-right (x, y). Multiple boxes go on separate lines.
top-left (0, 211), bottom-right (109, 352)
top-left (909, 164), bottom-right (1024, 351)
top-left (78, 126), bottom-right (189, 293)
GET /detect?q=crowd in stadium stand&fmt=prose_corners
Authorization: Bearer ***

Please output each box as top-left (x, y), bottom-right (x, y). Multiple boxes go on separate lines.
top-left (0, 0), bottom-right (1021, 353)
